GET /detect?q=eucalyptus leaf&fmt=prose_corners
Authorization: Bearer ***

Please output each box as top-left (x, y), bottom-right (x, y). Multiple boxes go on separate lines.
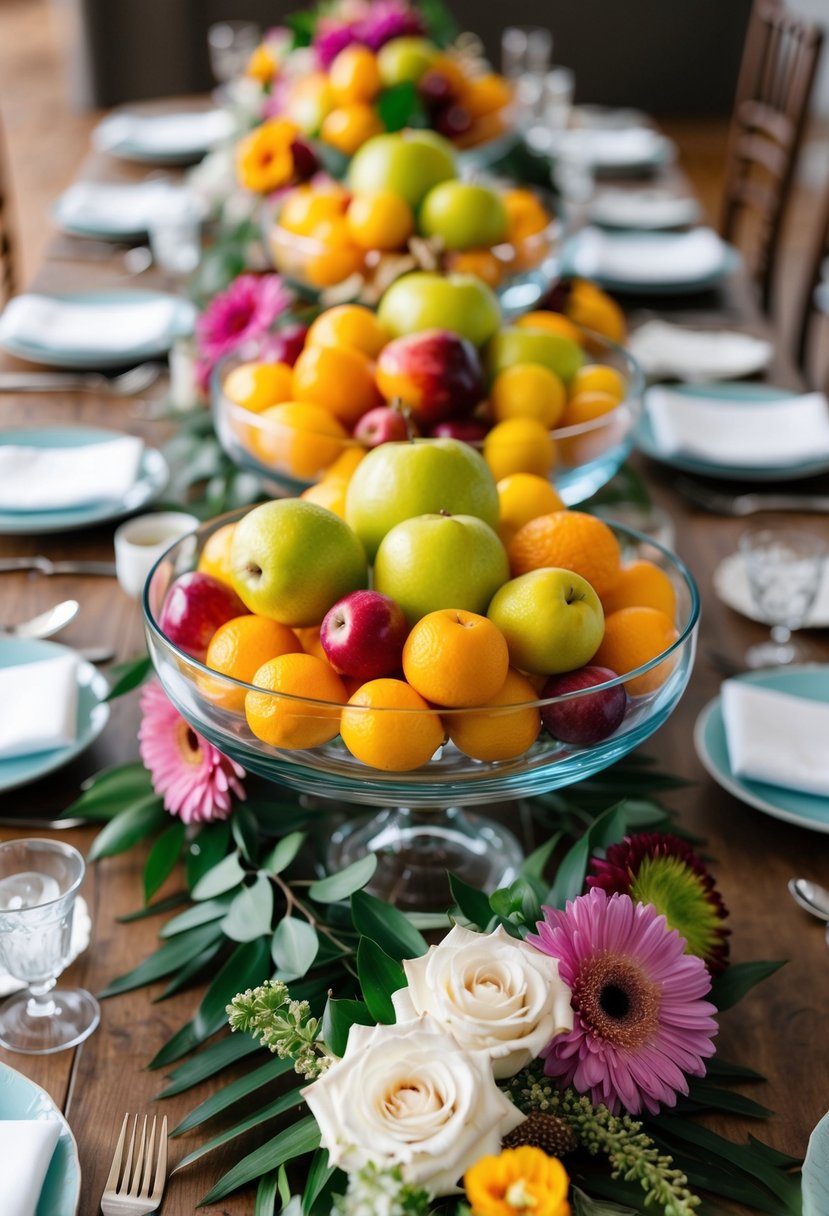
top-left (186, 820), bottom-right (232, 890)
top-left (171, 1055), bottom-right (294, 1136)
top-left (321, 997), bottom-right (374, 1058)
top-left (191, 852), bottom-right (246, 901)
top-left (309, 854), bottom-right (377, 903)
top-left (350, 889), bottom-right (427, 961)
top-left (271, 916), bottom-right (319, 980)
top-left (221, 874), bottom-right (275, 942)
top-left (98, 921), bottom-right (223, 998)
top-left (156, 1034), bottom-right (262, 1099)
top-left (262, 831), bottom-right (306, 876)
top-left (143, 822), bottom-right (186, 903)
top-left (159, 894), bottom-right (234, 937)
top-left (88, 795), bottom-right (166, 861)
top-left (709, 960), bottom-right (785, 1011)
top-left (199, 1116), bottom-right (321, 1205)
top-left (356, 938), bottom-right (405, 1024)
top-left (63, 761), bottom-right (154, 820)
top-left (194, 937), bottom-right (272, 1039)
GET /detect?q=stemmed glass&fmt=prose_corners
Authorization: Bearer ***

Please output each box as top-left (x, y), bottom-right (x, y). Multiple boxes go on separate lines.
top-left (740, 526), bottom-right (828, 668)
top-left (207, 21), bottom-right (260, 85)
top-left (501, 26), bottom-right (553, 120)
top-left (0, 839), bottom-right (100, 1054)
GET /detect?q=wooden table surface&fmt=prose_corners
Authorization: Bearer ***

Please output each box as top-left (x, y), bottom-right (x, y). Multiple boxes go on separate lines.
top-left (1, 126), bottom-right (829, 1216)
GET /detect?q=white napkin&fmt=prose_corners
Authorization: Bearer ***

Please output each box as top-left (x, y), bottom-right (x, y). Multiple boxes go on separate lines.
top-left (0, 654), bottom-right (78, 760)
top-left (630, 320), bottom-right (773, 381)
top-left (0, 436), bottom-right (144, 510)
top-left (569, 226), bottom-right (727, 285)
top-left (722, 679), bottom-right (829, 797)
top-left (55, 180), bottom-right (201, 235)
top-left (0, 293), bottom-right (180, 355)
top-left (0, 1120), bottom-right (61, 1216)
top-left (549, 126), bottom-right (667, 168)
top-left (95, 109), bottom-right (233, 156)
top-left (588, 189), bottom-right (701, 230)
top-left (646, 385), bottom-right (829, 466)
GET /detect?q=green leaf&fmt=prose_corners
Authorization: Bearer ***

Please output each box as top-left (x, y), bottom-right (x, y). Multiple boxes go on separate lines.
top-left (159, 894), bottom-right (234, 937)
top-left (489, 877), bottom-right (541, 927)
top-left (682, 1078), bottom-right (771, 1118)
top-left (149, 1020), bottom-right (202, 1070)
top-left (271, 916), bottom-right (319, 980)
top-left (419, 0), bottom-right (459, 44)
top-left (255, 1172), bottom-right (279, 1216)
top-left (98, 921), bottom-right (223, 998)
top-left (186, 820), bottom-right (232, 890)
top-left (309, 854), bottom-right (377, 903)
top-left (302, 1150), bottom-right (334, 1216)
top-left (88, 795), bottom-right (166, 861)
top-left (521, 834), bottom-right (562, 882)
top-left (105, 654), bottom-right (152, 701)
top-left (175, 1087), bottom-right (306, 1173)
top-left (262, 831), bottom-right (306, 876)
top-left (221, 874), bottom-right (275, 942)
top-left (449, 873), bottom-right (494, 929)
top-left (709, 960), bottom-right (786, 1011)
top-left (143, 822), bottom-right (186, 903)
top-left (118, 893), bottom-right (187, 923)
top-left (356, 938), bottom-right (405, 1024)
top-left (191, 851), bottom-right (246, 901)
top-left (62, 761), bottom-right (154, 820)
top-left (231, 803), bottom-right (261, 862)
top-left (154, 940), bottom-right (227, 1000)
top-left (277, 1166), bottom-right (291, 1207)
top-left (377, 81), bottom-right (420, 132)
top-left (194, 937), bottom-right (272, 1040)
top-left (545, 801), bottom-right (632, 907)
top-left (171, 1055), bottom-right (293, 1136)
top-left (571, 1187), bottom-right (638, 1215)
top-left (199, 1116), bottom-right (321, 1205)
top-left (351, 889), bottom-right (427, 961)
top-left (156, 1033), bottom-right (262, 1098)
top-left (705, 1057), bottom-right (765, 1083)
top-left (321, 997), bottom-right (374, 1058)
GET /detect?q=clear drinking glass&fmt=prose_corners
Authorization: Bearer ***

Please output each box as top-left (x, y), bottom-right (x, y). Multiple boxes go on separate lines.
top-left (207, 21), bottom-right (261, 84)
top-left (501, 26), bottom-right (552, 120)
top-left (147, 192), bottom-right (203, 288)
top-left (740, 526), bottom-right (828, 668)
top-left (0, 839), bottom-right (100, 1054)
top-left (543, 66), bottom-right (575, 130)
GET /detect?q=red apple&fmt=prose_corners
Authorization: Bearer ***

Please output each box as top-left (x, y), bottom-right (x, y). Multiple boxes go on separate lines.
top-left (320, 589), bottom-right (409, 681)
top-left (261, 323), bottom-right (309, 368)
top-left (375, 329), bottom-right (484, 427)
top-left (429, 417), bottom-right (490, 443)
top-left (354, 405), bottom-right (414, 448)
top-left (159, 572), bottom-right (249, 662)
top-left (540, 665), bottom-right (628, 745)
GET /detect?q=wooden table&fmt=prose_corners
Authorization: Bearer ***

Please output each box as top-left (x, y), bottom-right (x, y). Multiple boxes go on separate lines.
top-left (1, 133), bottom-right (829, 1216)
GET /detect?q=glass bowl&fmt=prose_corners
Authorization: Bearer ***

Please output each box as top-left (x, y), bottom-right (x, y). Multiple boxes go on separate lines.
top-left (212, 327), bottom-right (644, 504)
top-left (144, 515), bottom-right (698, 907)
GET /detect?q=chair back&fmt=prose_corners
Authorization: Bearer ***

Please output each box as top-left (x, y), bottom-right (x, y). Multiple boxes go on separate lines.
top-left (0, 114), bottom-right (18, 306)
top-left (794, 182), bottom-right (829, 391)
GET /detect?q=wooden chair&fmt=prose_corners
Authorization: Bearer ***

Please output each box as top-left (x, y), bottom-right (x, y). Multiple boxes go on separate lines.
top-left (0, 112), bottom-right (18, 306)
top-left (793, 181), bottom-right (829, 391)
top-left (720, 0), bottom-right (824, 312)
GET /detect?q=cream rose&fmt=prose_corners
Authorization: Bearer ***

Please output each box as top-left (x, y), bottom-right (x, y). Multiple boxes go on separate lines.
top-left (301, 1016), bottom-right (524, 1195)
top-left (392, 924), bottom-right (573, 1079)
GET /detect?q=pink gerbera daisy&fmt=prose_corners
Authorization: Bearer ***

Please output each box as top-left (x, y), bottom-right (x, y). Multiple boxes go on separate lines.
top-left (527, 888), bottom-right (717, 1116)
top-left (195, 273), bottom-right (294, 367)
top-left (139, 681), bottom-right (245, 825)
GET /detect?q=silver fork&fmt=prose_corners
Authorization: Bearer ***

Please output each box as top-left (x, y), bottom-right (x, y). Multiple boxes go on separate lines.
top-left (0, 362), bottom-right (163, 396)
top-left (675, 476), bottom-right (829, 516)
top-left (101, 1113), bottom-right (168, 1215)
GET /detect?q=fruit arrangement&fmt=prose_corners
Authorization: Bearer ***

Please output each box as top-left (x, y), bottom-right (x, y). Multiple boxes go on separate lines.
top-left (213, 279), bottom-right (638, 507)
top-left (149, 438), bottom-right (696, 777)
top-left (265, 129), bottom-right (557, 300)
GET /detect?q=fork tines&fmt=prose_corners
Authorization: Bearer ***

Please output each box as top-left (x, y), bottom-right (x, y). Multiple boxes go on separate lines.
top-left (104, 1112), bottom-right (168, 1208)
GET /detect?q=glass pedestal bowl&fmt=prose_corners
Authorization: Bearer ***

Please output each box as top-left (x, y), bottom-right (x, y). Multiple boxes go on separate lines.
top-left (212, 328), bottom-right (644, 505)
top-left (144, 517), bottom-right (698, 910)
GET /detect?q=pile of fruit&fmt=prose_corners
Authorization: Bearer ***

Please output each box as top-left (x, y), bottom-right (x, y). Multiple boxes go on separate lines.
top-left (156, 438), bottom-right (683, 774)
top-left (267, 129), bottom-right (553, 295)
top-left (219, 281), bottom-right (629, 495)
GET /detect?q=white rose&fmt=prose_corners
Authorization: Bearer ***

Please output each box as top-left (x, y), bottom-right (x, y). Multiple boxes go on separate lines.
top-left (301, 1015), bottom-right (524, 1195)
top-left (392, 924), bottom-right (573, 1079)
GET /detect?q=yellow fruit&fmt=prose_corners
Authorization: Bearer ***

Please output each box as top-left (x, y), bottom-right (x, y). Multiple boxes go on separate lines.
top-left (508, 510), bottom-right (622, 598)
top-left (446, 668), bottom-right (541, 761)
top-left (402, 609), bottom-right (509, 708)
top-left (559, 390), bottom-right (620, 429)
top-left (514, 311), bottom-right (583, 346)
top-left (197, 523), bottom-right (237, 586)
top-left (483, 417), bottom-right (556, 481)
top-left (346, 191), bottom-right (415, 251)
top-left (280, 185), bottom-right (349, 236)
top-left (323, 446), bottom-right (366, 483)
top-left (601, 560), bottom-right (677, 619)
top-left (223, 361), bottom-right (294, 414)
top-left (570, 363), bottom-right (626, 402)
top-left (301, 478), bottom-right (348, 519)
top-left (593, 607), bottom-right (679, 697)
top-left (496, 474), bottom-right (565, 546)
top-left (340, 678), bottom-right (445, 771)
top-left (292, 344), bottom-right (382, 428)
top-left (306, 304), bottom-right (390, 359)
top-left (321, 103), bottom-right (384, 155)
top-left (245, 653), bottom-right (347, 748)
top-left (329, 45), bottom-right (382, 104)
top-left (490, 363), bottom-right (566, 428)
top-left (255, 402), bottom-right (349, 480)
top-left (566, 280), bottom-right (626, 344)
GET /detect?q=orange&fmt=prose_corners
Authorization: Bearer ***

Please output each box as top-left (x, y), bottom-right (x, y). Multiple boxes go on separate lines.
top-left (444, 248), bottom-right (504, 289)
top-left (292, 344), bottom-right (382, 427)
top-left (461, 73), bottom-right (512, 118)
top-left (446, 668), bottom-right (541, 761)
top-left (206, 615), bottom-right (303, 710)
top-left (601, 560), bottom-right (677, 619)
top-left (402, 609), bottom-right (509, 708)
top-left (593, 606), bottom-right (679, 697)
top-left (428, 54), bottom-right (468, 95)
top-left (496, 474), bottom-right (565, 546)
top-left (570, 363), bottom-right (626, 402)
top-left (293, 625), bottom-right (328, 663)
top-left (304, 219), bottom-right (365, 288)
top-left (340, 678), bottom-right (444, 771)
top-left (280, 185), bottom-right (349, 236)
top-left (566, 280), bottom-right (626, 345)
top-left (223, 361), bottom-right (294, 414)
top-left (456, 110), bottom-right (508, 150)
top-left (256, 402), bottom-right (348, 480)
top-left (245, 652), bottom-right (347, 749)
top-left (514, 311), bottom-right (584, 347)
top-left (323, 446), bottom-right (366, 483)
top-left (346, 191), bottom-right (415, 251)
top-left (301, 477), bottom-right (348, 518)
top-left (306, 304), bottom-right (390, 359)
top-left (197, 522), bottom-right (237, 586)
top-left (502, 190), bottom-right (550, 243)
top-left (490, 363), bottom-right (567, 428)
top-left (483, 417), bottom-right (556, 482)
top-left (329, 45), bottom-right (381, 104)
top-left (320, 103), bottom-right (384, 155)
top-left (559, 390), bottom-right (620, 429)
top-left (508, 510), bottom-right (622, 597)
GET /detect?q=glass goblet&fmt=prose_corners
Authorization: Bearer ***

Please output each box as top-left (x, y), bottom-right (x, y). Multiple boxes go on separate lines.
top-left (740, 526), bottom-right (827, 668)
top-left (207, 20), bottom-right (260, 85)
top-left (0, 839), bottom-right (100, 1054)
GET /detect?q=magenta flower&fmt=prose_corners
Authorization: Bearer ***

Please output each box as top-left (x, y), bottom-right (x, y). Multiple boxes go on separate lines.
top-left (527, 888), bottom-right (717, 1116)
top-left (315, 21), bottom-right (360, 68)
top-left (195, 273), bottom-right (294, 367)
top-left (358, 0), bottom-right (425, 50)
top-left (139, 681), bottom-right (245, 825)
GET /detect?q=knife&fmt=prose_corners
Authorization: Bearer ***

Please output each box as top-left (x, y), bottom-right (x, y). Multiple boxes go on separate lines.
top-left (0, 557), bottom-right (117, 576)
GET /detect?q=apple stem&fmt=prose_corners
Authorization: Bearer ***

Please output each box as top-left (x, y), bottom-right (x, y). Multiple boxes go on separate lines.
top-left (439, 508), bottom-right (452, 517)
top-left (246, 562), bottom-right (263, 578)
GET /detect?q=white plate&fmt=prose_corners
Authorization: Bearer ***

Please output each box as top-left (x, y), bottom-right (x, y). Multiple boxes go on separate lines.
top-left (714, 552), bottom-right (829, 628)
top-left (0, 1062), bottom-right (81, 1215)
top-left (588, 189), bottom-right (701, 230)
top-left (92, 107), bottom-right (233, 164)
top-left (627, 320), bottom-right (773, 381)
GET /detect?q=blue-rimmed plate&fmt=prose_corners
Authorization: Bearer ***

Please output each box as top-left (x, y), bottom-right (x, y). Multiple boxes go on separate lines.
top-left (92, 107), bottom-right (233, 165)
top-left (0, 1063), bottom-right (81, 1214)
top-left (563, 229), bottom-right (738, 295)
top-left (635, 382), bottom-right (829, 481)
top-left (694, 665), bottom-right (829, 833)
top-left (804, 1108), bottom-right (829, 1215)
top-left (0, 427), bottom-right (168, 535)
top-left (0, 291), bottom-right (195, 369)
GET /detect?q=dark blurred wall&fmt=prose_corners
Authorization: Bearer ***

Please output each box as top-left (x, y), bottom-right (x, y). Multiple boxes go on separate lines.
top-left (78, 0), bottom-right (752, 114)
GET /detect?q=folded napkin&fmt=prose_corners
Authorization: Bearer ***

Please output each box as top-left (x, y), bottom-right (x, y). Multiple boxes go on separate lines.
top-left (0, 293), bottom-right (180, 355)
top-left (646, 385), bottom-right (829, 466)
top-left (0, 654), bottom-right (79, 761)
top-left (569, 226), bottom-right (727, 284)
top-left (630, 320), bottom-right (773, 381)
top-left (0, 435), bottom-right (144, 511)
top-left (722, 679), bottom-right (829, 797)
top-left (95, 109), bottom-right (233, 156)
top-left (588, 188), bottom-right (701, 230)
top-left (55, 180), bottom-right (201, 235)
top-left (549, 126), bottom-right (667, 167)
top-left (0, 1120), bottom-right (61, 1216)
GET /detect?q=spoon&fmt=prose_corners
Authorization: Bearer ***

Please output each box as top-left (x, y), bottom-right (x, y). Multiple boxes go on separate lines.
top-left (3, 600), bottom-right (80, 641)
top-left (788, 878), bottom-right (829, 921)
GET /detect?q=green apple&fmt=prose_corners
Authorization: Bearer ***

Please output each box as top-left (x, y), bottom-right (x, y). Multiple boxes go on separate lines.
top-left (420, 181), bottom-right (509, 251)
top-left (374, 513), bottom-right (509, 625)
top-left (230, 499), bottom-right (368, 627)
top-left (378, 272), bottom-right (501, 348)
top-left (345, 437), bottom-right (499, 561)
top-left (487, 568), bottom-right (604, 674)
top-left (347, 130), bottom-right (456, 209)
top-left (485, 326), bottom-right (584, 386)
top-left (377, 37), bottom-right (437, 86)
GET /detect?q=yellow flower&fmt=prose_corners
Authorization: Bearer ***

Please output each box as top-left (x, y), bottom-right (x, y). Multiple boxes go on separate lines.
top-left (236, 118), bottom-right (297, 193)
top-left (464, 1145), bottom-right (571, 1216)
top-left (246, 44), bottom-right (278, 84)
